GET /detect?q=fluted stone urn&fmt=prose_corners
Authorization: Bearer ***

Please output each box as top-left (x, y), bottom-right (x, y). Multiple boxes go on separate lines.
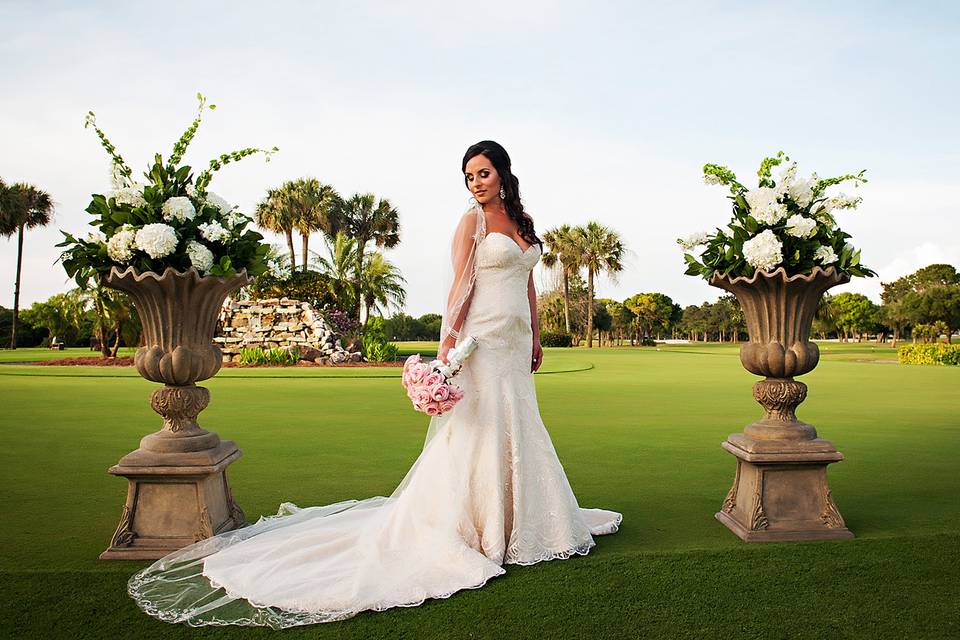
top-left (709, 266), bottom-right (854, 542)
top-left (99, 266), bottom-right (250, 559)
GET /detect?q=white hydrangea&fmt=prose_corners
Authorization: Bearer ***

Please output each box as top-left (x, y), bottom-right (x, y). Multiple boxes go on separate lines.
top-left (785, 215), bottom-right (817, 239)
top-left (788, 177), bottom-right (815, 209)
top-left (742, 229), bottom-right (783, 272)
top-left (814, 245), bottom-right (839, 265)
top-left (204, 191), bottom-right (233, 216)
top-left (198, 221), bottom-right (231, 243)
top-left (107, 225), bottom-right (137, 262)
top-left (161, 196), bottom-right (196, 223)
top-left (745, 187), bottom-right (788, 225)
top-left (134, 223), bottom-right (178, 259)
top-left (829, 193), bottom-right (862, 210)
top-left (110, 183), bottom-right (147, 208)
top-left (678, 231), bottom-right (711, 250)
top-left (186, 240), bottom-right (214, 273)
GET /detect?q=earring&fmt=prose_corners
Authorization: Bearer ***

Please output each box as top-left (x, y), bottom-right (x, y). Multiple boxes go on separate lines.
top-left (499, 185), bottom-right (506, 199)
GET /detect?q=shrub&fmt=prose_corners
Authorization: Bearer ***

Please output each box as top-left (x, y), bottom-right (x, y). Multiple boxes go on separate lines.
top-left (898, 343), bottom-right (960, 366)
top-left (360, 317), bottom-right (401, 362)
top-left (540, 332), bottom-right (573, 347)
top-left (640, 337), bottom-right (657, 346)
top-left (238, 346), bottom-right (299, 366)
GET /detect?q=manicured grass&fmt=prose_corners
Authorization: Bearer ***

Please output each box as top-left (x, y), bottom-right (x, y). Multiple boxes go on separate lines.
top-left (0, 345), bottom-right (957, 638)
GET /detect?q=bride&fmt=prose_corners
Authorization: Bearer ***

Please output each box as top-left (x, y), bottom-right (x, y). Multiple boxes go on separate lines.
top-left (127, 140), bottom-right (622, 628)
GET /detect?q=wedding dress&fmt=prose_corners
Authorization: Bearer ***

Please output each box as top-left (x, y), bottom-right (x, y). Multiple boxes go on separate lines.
top-left (127, 204), bottom-right (622, 628)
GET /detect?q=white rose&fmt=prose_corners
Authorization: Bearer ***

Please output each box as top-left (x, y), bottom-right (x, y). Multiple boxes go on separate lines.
top-left (134, 223), bottom-right (178, 259)
top-left (814, 245), bottom-right (839, 265)
top-left (784, 214), bottom-right (817, 239)
top-left (106, 225), bottom-right (137, 263)
top-left (161, 196), bottom-right (196, 223)
top-left (198, 221), bottom-right (231, 243)
top-left (186, 240), bottom-right (214, 273)
top-left (742, 229), bottom-right (783, 272)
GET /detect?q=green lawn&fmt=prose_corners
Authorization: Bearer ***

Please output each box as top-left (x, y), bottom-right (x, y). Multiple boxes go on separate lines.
top-left (0, 343), bottom-right (957, 639)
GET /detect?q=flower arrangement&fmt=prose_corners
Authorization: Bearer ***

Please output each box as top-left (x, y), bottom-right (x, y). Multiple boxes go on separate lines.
top-left (679, 152), bottom-right (876, 280)
top-left (401, 337), bottom-right (479, 416)
top-left (57, 94), bottom-right (277, 287)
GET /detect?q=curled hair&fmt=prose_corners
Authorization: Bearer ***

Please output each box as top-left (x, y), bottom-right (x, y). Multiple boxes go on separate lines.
top-left (462, 140), bottom-right (542, 250)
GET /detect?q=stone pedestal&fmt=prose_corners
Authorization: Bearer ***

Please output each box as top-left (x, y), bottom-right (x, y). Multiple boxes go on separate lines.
top-left (100, 442), bottom-right (245, 560)
top-left (715, 433), bottom-right (853, 542)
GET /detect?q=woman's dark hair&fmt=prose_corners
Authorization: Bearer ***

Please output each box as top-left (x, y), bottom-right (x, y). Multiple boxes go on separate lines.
top-left (462, 140), bottom-right (542, 250)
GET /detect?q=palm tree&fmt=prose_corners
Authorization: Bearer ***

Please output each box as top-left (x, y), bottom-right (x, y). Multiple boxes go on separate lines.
top-left (360, 252), bottom-right (407, 324)
top-left (332, 193), bottom-right (400, 327)
top-left (255, 187), bottom-right (298, 271)
top-left (540, 224), bottom-right (580, 333)
top-left (570, 222), bottom-right (625, 348)
top-left (286, 178), bottom-right (340, 272)
top-left (312, 231), bottom-right (360, 315)
top-left (0, 181), bottom-right (55, 349)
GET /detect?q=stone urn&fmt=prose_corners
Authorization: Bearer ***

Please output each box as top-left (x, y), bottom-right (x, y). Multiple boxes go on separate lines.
top-left (709, 266), bottom-right (854, 542)
top-left (99, 266), bottom-right (250, 559)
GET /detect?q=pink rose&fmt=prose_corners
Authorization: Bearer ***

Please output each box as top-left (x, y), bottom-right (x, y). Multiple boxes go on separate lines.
top-left (431, 384), bottom-right (450, 402)
top-left (412, 363), bottom-right (431, 382)
top-left (404, 354), bottom-right (422, 368)
top-left (439, 399), bottom-right (455, 413)
top-left (424, 403), bottom-right (441, 416)
top-left (423, 372), bottom-right (443, 388)
top-left (448, 386), bottom-right (465, 401)
top-left (414, 390), bottom-right (432, 406)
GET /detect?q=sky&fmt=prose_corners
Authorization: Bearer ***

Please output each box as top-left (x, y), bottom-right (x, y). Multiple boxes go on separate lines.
top-left (2, 1), bottom-right (958, 317)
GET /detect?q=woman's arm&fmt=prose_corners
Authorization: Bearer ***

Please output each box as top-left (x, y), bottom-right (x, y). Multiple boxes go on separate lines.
top-left (529, 271), bottom-right (543, 372)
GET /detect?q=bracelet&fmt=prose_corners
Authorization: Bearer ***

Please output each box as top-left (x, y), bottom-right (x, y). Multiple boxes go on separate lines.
top-left (448, 327), bottom-right (460, 339)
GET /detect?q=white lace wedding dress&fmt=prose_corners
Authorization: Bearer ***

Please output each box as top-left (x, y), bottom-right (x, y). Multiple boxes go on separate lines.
top-left (127, 228), bottom-right (622, 628)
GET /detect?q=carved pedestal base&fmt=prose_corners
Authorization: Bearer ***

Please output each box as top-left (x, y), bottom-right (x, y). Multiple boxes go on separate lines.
top-left (99, 442), bottom-right (246, 560)
top-left (715, 435), bottom-right (854, 542)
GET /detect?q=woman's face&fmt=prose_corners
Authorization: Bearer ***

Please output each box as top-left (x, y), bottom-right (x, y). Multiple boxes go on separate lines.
top-left (464, 153), bottom-right (501, 205)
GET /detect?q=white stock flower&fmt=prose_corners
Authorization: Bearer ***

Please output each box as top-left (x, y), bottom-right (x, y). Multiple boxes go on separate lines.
top-left (745, 187), bottom-right (788, 225)
top-left (742, 229), bottom-right (783, 272)
top-left (829, 193), bottom-right (862, 210)
top-left (678, 231), bottom-right (711, 250)
top-left (161, 196), bottom-right (196, 223)
top-left (185, 183), bottom-right (197, 197)
top-left (703, 174), bottom-right (722, 185)
top-left (106, 225), bottom-right (136, 262)
top-left (134, 223), bottom-right (178, 259)
top-left (785, 215), bottom-right (817, 239)
top-left (814, 245), bottom-right (839, 265)
top-left (86, 231), bottom-right (106, 244)
top-left (110, 183), bottom-right (147, 208)
top-left (198, 221), bottom-right (231, 243)
top-left (186, 240), bottom-right (214, 273)
top-left (224, 210), bottom-right (246, 228)
top-left (775, 162), bottom-right (797, 196)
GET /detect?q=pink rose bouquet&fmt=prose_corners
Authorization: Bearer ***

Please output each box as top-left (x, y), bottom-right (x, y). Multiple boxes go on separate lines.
top-left (401, 336), bottom-right (478, 416)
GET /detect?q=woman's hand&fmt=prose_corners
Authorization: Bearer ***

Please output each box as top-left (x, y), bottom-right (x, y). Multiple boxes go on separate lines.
top-left (438, 336), bottom-right (456, 365)
top-left (531, 339), bottom-right (543, 372)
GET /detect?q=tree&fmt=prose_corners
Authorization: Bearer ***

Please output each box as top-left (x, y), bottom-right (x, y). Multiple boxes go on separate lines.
top-left (73, 283), bottom-right (139, 357)
top-left (832, 292), bottom-right (879, 341)
top-left (881, 263), bottom-right (960, 346)
top-left (312, 231), bottom-right (360, 315)
top-left (0, 181), bottom-right (55, 349)
top-left (20, 292), bottom-right (85, 346)
top-left (255, 187), bottom-right (298, 271)
top-left (569, 222), bottom-right (625, 348)
top-left (540, 225), bottom-right (580, 333)
top-left (281, 178), bottom-right (340, 272)
top-left (332, 193), bottom-right (400, 329)
top-left (359, 251), bottom-right (407, 324)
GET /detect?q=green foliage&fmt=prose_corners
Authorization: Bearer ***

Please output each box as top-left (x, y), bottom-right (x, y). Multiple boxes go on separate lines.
top-left (249, 269), bottom-right (339, 310)
top-left (540, 332), bottom-right (573, 347)
top-left (898, 343), bottom-right (960, 366)
top-left (237, 346), bottom-right (300, 366)
top-left (381, 313), bottom-right (442, 341)
top-left (682, 152), bottom-right (875, 281)
top-left (360, 317), bottom-right (400, 362)
top-left (58, 94), bottom-right (276, 287)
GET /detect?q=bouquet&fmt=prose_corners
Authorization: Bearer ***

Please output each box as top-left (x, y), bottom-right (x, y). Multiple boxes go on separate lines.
top-left (57, 93), bottom-right (277, 287)
top-left (679, 151), bottom-right (876, 280)
top-left (402, 336), bottom-right (479, 416)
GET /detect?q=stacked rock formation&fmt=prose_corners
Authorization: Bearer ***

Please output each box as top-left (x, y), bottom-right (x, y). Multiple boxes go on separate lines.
top-left (215, 298), bottom-right (364, 364)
